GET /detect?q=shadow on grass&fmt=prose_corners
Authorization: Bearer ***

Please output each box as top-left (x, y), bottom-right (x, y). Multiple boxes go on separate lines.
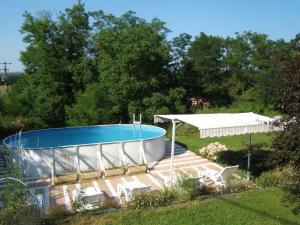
top-left (174, 141), bottom-right (188, 150)
top-left (174, 140), bottom-right (273, 177)
top-left (218, 195), bottom-right (299, 225)
top-left (217, 149), bottom-right (273, 177)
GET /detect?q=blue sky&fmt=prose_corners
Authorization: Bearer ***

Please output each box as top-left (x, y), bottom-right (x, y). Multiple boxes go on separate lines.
top-left (1, 0), bottom-right (299, 72)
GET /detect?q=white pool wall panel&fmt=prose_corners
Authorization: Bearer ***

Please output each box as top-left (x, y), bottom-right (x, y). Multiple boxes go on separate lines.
top-left (4, 124), bottom-right (166, 178)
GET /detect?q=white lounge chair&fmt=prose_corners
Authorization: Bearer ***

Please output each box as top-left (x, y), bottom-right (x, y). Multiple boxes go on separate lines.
top-left (72, 183), bottom-right (104, 210)
top-left (117, 181), bottom-right (151, 202)
top-left (202, 165), bottom-right (239, 191)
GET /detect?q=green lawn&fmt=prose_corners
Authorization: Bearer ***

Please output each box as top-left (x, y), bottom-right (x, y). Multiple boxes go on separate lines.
top-left (56, 188), bottom-right (300, 225)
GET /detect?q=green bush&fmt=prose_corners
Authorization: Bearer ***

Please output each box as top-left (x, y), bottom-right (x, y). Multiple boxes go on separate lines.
top-left (0, 204), bottom-right (40, 225)
top-left (256, 165), bottom-right (300, 213)
top-left (41, 205), bottom-right (69, 225)
top-left (256, 165), bottom-right (297, 189)
top-left (256, 170), bottom-right (281, 188)
top-left (101, 197), bottom-right (120, 209)
top-left (175, 124), bottom-right (199, 136)
top-left (175, 174), bottom-right (208, 201)
top-left (223, 169), bottom-right (254, 193)
top-left (126, 189), bottom-right (176, 209)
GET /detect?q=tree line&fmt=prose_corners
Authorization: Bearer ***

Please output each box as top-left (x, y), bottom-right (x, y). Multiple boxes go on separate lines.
top-left (0, 2), bottom-right (299, 135)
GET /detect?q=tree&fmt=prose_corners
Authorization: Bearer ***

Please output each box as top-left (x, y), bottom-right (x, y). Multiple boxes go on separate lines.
top-left (66, 83), bottom-right (116, 125)
top-left (142, 87), bottom-right (186, 122)
top-left (270, 39), bottom-right (300, 213)
top-left (70, 11), bottom-right (173, 123)
top-left (224, 33), bottom-right (254, 99)
top-left (14, 2), bottom-right (91, 127)
top-left (187, 33), bottom-right (230, 105)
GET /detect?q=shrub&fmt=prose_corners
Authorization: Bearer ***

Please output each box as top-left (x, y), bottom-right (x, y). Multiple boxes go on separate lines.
top-left (256, 170), bottom-right (282, 188)
top-left (223, 169), bottom-right (254, 193)
top-left (101, 197), bottom-right (120, 209)
top-left (0, 204), bottom-right (40, 225)
top-left (175, 124), bottom-right (199, 136)
top-left (175, 174), bottom-right (208, 201)
top-left (41, 205), bottom-right (69, 225)
top-left (256, 165), bottom-right (300, 213)
top-left (126, 189), bottom-right (176, 209)
top-left (256, 165), bottom-right (298, 188)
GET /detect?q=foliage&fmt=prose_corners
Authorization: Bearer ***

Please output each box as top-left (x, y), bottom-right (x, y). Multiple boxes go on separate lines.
top-left (256, 165), bottom-right (294, 188)
top-left (256, 170), bottom-right (282, 188)
top-left (222, 169), bottom-right (255, 193)
top-left (3, 2), bottom-right (92, 129)
top-left (52, 188), bottom-right (300, 225)
top-left (1, 4), bottom-right (293, 137)
top-left (142, 87), bottom-right (186, 122)
top-left (175, 123), bottom-right (199, 136)
top-left (175, 174), bottom-right (208, 201)
top-left (183, 31), bottom-right (290, 109)
top-left (187, 33), bottom-right (229, 105)
top-left (256, 165), bottom-right (299, 213)
top-left (125, 189), bottom-right (176, 209)
top-left (66, 83), bottom-right (116, 126)
top-left (40, 205), bottom-right (69, 225)
top-left (0, 204), bottom-right (40, 225)
top-left (66, 10), bottom-right (187, 125)
top-left (0, 178), bottom-right (40, 225)
top-left (270, 42), bottom-right (300, 212)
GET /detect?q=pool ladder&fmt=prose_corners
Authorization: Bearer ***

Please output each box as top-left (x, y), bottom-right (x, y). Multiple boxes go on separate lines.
top-left (133, 114), bottom-right (142, 139)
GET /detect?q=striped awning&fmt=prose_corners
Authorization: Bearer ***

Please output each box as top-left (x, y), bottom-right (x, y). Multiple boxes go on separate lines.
top-left (154, 112), bottom-right (276, 138)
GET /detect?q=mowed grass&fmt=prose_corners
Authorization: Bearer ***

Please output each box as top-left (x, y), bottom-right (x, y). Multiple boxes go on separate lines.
top-left (56, 188), bottom-right (300, 225)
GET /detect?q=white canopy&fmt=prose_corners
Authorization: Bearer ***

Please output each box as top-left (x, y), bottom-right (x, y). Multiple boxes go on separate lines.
top-left (154, 112), bottom-right (275, 138)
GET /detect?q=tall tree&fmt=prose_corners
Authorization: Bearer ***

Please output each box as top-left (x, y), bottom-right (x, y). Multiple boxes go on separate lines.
top-left (68, 11), bottom-right (173, 124)
top-left (224, 33), bottom-right (254, 99)
top-left (271, 38), bottom-right (300, 212)
top-left (187, 33), bottom-right (229, 105)
top-left (14, 2), bottom-right (91, 127)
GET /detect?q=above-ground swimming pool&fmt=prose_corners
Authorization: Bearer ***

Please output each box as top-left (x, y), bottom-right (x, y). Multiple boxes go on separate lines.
top-left (3, 124), bottom-right (166, 179)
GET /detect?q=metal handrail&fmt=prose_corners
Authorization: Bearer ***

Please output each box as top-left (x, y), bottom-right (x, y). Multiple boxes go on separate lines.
top-left (0, 177), bottom-right (41, 215)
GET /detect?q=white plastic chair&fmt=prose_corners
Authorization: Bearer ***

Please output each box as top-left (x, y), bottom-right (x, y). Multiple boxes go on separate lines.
top-left (202, 165), bottom-right (239, 191)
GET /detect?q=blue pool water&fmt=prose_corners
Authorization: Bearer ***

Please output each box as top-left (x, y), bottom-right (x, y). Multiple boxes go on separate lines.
top-left (3, 124), bottom-right (166, 149)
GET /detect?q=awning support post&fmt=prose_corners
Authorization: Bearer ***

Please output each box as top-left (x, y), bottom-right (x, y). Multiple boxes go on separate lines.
top-left (247, 133), bottom-right (252, 180)
top-left (169, 119), bottom-right (176, 185)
